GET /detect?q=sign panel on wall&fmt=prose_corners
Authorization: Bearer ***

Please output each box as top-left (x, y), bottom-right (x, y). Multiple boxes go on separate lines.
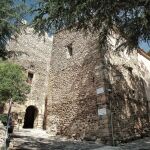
top-left (96, 87), bottom-right (105, 95)
top-left (98, 108), bottom-right (107, 116)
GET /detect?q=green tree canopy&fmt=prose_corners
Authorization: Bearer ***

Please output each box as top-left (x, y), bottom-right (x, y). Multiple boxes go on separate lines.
top-left (32, 0), bottom-right (150, 50)
top-left (0, 0), bottom-right (27, 58)
top-left (0, 61), bottom-right (30, 103)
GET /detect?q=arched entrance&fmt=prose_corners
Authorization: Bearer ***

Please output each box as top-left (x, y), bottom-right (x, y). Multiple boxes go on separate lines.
top-left (23, 105), bottom-right (38, 128)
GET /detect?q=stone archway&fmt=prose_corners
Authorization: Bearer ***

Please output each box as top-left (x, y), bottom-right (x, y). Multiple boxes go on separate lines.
top-left (23, 105), bottom-right (38, 128)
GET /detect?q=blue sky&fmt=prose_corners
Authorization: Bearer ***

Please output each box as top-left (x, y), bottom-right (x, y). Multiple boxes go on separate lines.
top-left (24, 0), bottom-right (150, 52)
top-left (139, 42), bottom-right (149, 52)
top-left (23, 0), bottom-right (37, 22)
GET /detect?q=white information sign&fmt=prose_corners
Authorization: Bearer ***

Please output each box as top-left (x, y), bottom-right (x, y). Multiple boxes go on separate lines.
top-left (96, 87), bottom-right (105, 95)
top-left (98, 108), bottom-right (107, 116)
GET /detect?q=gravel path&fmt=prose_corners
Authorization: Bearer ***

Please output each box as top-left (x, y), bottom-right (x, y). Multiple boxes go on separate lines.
top-left (9, 129), bottom-right (150, 150)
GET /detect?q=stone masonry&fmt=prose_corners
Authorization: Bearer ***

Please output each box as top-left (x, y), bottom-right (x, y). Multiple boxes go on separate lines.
top-left (2, 27), bottom-right (150, 144)
top-left (103, 34), bottom-right (150, 142)
top-left (0, 121), bottom-right (5, 149)
top-left (47, 30), bottom-right (102, 139)
top-left (46, 29), bottom-right (150, 144)
top-left (5, 27), bottom-right (53, 129)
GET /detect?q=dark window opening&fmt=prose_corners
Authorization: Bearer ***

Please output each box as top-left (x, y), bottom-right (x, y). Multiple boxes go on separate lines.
top-left (27, 72), bottom-right (34, 84)
top-left (132, 90), bottom-right (135, 98)
top-left (67, 43), bottom-right (73, 56)
top-left (92, 77), bottom-right (95, 83)
top-left (128, 67), bottom-right (133, 74)
top-left (132, 90), bottom-right (135, 94)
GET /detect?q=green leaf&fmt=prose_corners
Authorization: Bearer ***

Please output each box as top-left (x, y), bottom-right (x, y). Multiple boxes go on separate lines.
top-left (0, 60), bottom-right (30, 103)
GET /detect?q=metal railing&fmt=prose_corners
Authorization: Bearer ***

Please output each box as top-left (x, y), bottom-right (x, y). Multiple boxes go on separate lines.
top-left (1, 98), bottom-right (13, 150)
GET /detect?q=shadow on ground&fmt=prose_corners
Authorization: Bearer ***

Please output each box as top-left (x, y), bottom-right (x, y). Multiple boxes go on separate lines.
top-left (11, 136), bottom-right (105, 150)
top-left (120, 137), bottom-right (150, 150)
top-left (10, 135), bottom-right (150, 150)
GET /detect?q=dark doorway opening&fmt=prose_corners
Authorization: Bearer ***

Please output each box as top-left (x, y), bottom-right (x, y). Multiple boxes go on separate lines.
top-left (23, 106), bottom-right (38, 128)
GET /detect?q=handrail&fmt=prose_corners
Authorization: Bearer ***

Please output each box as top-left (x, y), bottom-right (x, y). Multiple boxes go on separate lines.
top-left (4, 98), bottom-right (13, 150)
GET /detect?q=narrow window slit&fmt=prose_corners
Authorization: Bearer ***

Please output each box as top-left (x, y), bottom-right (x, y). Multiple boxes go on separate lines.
top-left (66, 43), bottom-right (73, 58)
top-left (27, 72), bottom-right (34, 84)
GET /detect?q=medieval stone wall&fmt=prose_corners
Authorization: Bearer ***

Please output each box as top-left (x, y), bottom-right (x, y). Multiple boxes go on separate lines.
top-left (103, 35), bottom-right (150, 142)
top-left (5, 28), bottom-right (53, 129)
top-left (4, 26), bottom-right (149, 143)
top-left (47, 30), bottom-right (150, 144)
top-left (0, 121), bottom-right (5, 148)
top-left (138, 51), bottom-right (150, 121)
top-left (47, 30), bottom-right (106, 139)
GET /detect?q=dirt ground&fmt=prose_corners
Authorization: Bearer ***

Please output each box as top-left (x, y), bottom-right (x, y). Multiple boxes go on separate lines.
top-left (9, 129), bottom-right (150, 150)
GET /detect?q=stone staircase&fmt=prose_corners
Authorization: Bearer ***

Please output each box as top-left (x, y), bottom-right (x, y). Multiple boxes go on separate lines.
top-left (8, 129), bottom-right (50, 150)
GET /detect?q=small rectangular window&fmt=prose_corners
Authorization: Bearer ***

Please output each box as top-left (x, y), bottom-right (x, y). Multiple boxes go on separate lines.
top-left (27, 72), bottom-right (34, 84)
top-left (66, 43), bottom-right (73, 58)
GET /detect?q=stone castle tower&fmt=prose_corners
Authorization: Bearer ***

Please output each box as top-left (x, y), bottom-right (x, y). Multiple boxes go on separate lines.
top-left (5, 27), bottom-right (150, 143)
top-left (46, 29), bottom-right (150, 142)
top-left (6, 27), bottom-right (53, 129)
